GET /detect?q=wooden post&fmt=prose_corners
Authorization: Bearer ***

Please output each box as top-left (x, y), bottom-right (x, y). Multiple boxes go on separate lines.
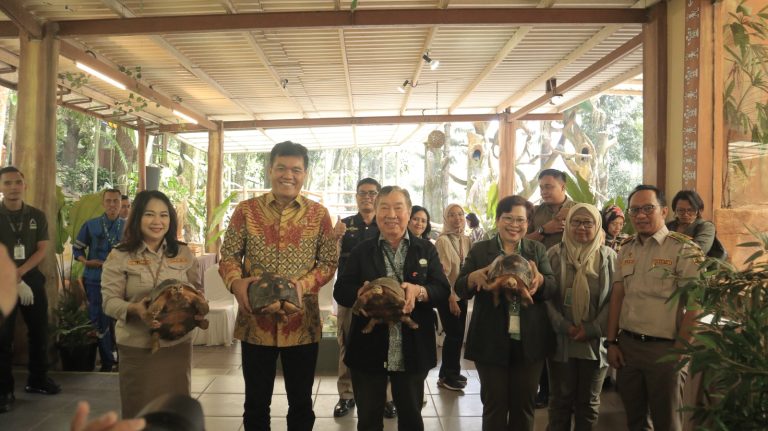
top-left (642, 1), bottom-right (668, 189)
top-left (498, 115), bottom-right (517, 199)
top-left (695, 0), bottom-right (715, 220)
top-left (14, 24), bottom-right (60, 303)
top-left (137, 120), bottom-right (146, 191)
top-left (206, 121), bottom-right (224, 254)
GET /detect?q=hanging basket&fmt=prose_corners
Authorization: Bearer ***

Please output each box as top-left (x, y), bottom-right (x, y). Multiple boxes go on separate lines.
top-left (426, 130), bottom-right (446, 148)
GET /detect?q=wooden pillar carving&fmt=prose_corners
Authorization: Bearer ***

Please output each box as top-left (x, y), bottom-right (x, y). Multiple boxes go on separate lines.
top-left (206, 122), bottom-right (224, 254)
top-left (14, 24), bottom-right (60, 302)
top-left (643, 1), bottom-right (668, 189)
top-left (498, 116), bottom-right (517, 199)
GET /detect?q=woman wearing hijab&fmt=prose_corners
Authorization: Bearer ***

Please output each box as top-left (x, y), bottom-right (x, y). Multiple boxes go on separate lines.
top-left (433, 204), bottom-right (472, 391)
top-left (601, 205), bottom-right (628, 252)
top-left (546, 204), bottom-right (616, 431)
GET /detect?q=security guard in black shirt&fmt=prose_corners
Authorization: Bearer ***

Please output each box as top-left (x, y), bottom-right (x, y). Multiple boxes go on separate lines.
top-left (0, 166), bottom-right (60, 413)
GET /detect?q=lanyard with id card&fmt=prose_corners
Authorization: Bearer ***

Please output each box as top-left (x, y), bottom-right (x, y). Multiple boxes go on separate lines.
top-left (7, 212), bottom-right (26, 260)
top-left (508, 295), bottom-right (521, 340)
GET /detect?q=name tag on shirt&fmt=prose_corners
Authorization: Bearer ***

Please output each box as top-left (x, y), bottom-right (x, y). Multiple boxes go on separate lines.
top-left (622, 259), bottom-right (635, 265)
top-left (167, 257), bottom-right (188, 264)
top-left (128, 259), bottom-right (150, 265)
top-left (14, 244), bottom-right (25, 260)
top-left (652, 258), bottom-right (673, 266)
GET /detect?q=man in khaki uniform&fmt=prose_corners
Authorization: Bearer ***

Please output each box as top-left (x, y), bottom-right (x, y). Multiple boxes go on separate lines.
top-left (606, 185), bottom-right (702, 431)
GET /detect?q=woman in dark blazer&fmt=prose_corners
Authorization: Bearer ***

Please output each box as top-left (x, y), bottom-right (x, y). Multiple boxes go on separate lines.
top-left (666, 190), bottom-right (717, 255)
top-left (455, 195), bottom-right (556, 431)
top-left (334, 186), bottom-right (450, 431)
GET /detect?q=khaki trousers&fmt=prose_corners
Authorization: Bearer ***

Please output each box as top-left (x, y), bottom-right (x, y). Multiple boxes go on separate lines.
top-left (616, 333), bottom-right (688, 431)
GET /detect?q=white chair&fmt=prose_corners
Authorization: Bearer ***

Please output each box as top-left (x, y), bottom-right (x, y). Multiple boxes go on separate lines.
top-left (192, 264), bottom-right (236, 346)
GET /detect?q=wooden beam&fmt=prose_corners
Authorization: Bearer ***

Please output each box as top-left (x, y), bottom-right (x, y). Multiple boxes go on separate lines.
top-left (695, 0), bottom-right (715, 219)
top-left (642, 2), bottom-right (667, 188)
top-left (137, 120), bottom-right (147, 191)
top-left (339, 29), bottom-right (355, 116)
top-left (158, 112), bottom-right (560, 132)
top-left (0, 0), bottom-right (43, 39)
top-left (556, 64), bottom-right (643, 112)
top-left (498, 118), bottom-right (517, 198)
top-left (54, 9), bottom-right (650, 37)
top-left (58, 41), bottom-right (218, 130)
top-left (400, 28), bottom-right (438, 116)
top-left (510, 33), bottom-right (642, 120)
top-left (206, 122), bottom-right (224, 254)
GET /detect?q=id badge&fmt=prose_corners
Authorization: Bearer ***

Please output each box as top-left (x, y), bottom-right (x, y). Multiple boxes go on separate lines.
top-left (508, 313), bottom-right (521, 340)
top-left (564, 288), bottom-right (573, 307)
top-left (14, 243), bottom-right (25, 260)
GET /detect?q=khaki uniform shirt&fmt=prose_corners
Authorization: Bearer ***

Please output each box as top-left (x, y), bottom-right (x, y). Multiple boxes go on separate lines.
top-left (219, 193), bottom-right (337, 347)
top-left (434, 233), bottom-right (471, 288)
top-left (102, 242), bottom-right (201, 349)
top-left (530, 198), bottom-right (575, 250)
top-left (615, 226), bottom-right (701, 340)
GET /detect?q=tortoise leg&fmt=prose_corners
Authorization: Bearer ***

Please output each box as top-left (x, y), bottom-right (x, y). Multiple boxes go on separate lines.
top-left (401, 316), bottom-right (420, 330)
top-left (260, 301), bottom-right (282, 314)
top-left (151, 332), bottom-right (161, 354)
top-left (361, 319), bottom-right (378, 333)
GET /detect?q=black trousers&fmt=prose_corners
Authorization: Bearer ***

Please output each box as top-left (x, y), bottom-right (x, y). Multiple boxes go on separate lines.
top-left (351, 367), bottom-right (428, 431)
top-left (241, 341), bottom-right (318, 431)
top-left (0, 270), bottom-right (49, 394)
top-left (436, 298), bottom-right (467, 380)
top-left (475, 357), bottom-right (544, 431)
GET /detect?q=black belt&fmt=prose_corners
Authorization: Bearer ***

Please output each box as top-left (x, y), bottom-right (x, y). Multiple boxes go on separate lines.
top-left (621, 330), bottom-right (674, 343)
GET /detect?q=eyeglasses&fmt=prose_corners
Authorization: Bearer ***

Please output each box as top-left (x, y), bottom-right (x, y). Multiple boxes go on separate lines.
top-left (569, 219), bottom-right (595, 229)
top-left (447, 211), bottom-right (465, 218)
top-left (356, 191), bottom-right (379, 197)
top-left (627, 205), bottom-right (658, 216)
top-left (499, 216), bottom-right (527, 226)
top-left (675, 208), bottom-right (698, 215)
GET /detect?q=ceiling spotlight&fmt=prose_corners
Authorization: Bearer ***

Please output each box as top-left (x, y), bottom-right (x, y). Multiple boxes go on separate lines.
top-left (546, 77), bottom-right (563, 105)
top-left (422, 52), bottom-right (440, 70)
top-left (398, 79), bottom-right (414, 93)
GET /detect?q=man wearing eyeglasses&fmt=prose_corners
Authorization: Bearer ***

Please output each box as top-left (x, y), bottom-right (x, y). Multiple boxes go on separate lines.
top-left (332, 178), bottom-right (398, 419)
top-left (605, 185), bottom-right (702, 431)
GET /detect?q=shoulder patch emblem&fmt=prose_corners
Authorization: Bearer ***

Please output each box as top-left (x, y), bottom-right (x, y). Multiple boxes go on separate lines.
top-left (620, 235), bottom-right (636, 246)
top-left (667, 231), bottom-right (693, 243)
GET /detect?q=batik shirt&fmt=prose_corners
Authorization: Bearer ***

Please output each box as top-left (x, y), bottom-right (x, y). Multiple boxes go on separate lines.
top-left (219, 192), bottom-right (338, 347)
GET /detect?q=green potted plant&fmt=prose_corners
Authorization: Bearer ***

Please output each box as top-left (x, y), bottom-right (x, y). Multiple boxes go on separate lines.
top-left (52, 287), bottom-right (100, 371)
top-left (671, 226), bottom-right (768, 430)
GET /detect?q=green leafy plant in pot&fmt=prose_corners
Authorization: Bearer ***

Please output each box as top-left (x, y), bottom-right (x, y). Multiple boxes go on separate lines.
top-left (53, 286), bottom-right (100, 371)
top-left (669, 226), bottom-right (768, 430)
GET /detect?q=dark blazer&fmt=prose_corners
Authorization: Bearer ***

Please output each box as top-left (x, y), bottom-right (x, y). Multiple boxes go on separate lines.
top-left (334, 235), bottom-right (450, 373)
top-left (666, 218), bottom-right (715, 255)
top-left (455, 237), bottom-right (557, 366)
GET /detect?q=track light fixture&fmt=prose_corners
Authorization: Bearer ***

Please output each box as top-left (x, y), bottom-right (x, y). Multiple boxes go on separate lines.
top-left (398, 79), bottom-right (417, 93)
top-left (422, 52), bottom-right (440, 70)
top-left (546, 77), bottom-right (564, 105)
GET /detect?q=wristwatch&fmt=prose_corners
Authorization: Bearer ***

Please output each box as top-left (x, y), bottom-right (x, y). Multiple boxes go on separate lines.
top-left (537, 226), bottom-right (545, 235)
top-left (417, 287), bottom-right (427, 302)
top-left (603, 339), bottom-right (619, 348)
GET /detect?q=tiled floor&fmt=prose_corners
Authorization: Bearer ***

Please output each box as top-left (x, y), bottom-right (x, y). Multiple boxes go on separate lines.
top-left (3, 342), bottom-right (629, 430)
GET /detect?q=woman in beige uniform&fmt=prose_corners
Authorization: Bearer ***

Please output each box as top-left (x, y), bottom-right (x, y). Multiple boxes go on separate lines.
top-left (102, 190), bottom-right (202, 418)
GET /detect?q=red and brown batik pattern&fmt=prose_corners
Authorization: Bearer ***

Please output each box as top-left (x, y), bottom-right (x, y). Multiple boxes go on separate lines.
top-left (219, 192), bottom-right (338, 347)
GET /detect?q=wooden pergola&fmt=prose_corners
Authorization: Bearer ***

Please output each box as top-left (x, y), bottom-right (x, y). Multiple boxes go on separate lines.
top-left (0, 0), bottom-right (729, 291)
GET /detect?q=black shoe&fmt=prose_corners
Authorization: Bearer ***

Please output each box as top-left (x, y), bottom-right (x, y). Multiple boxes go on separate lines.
top-left (100, 364), bottom-right (116, 372)
top-left (383, 401), bottom-right (397, 418)
top-left (437, 377), bottom-right (466, 392)
top-left (25, 377), bottom-right (61, 395)
top-left (0, 393), bottom-right (14, 413)
top-left (455, 374), bottom-right (468, 383)
top-left (333, 398), bottom-right (355, 417)
top-left (534, 392), bottom-right (548, 409)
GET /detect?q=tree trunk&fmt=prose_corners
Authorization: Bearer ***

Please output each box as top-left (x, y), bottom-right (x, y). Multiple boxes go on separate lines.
top-left (114, 126), bottom-right (135, 192)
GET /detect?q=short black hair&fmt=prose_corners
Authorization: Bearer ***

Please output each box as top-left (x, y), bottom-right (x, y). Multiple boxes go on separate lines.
top-left (628, 184), bottom-right (666, 207)
top-left (410, 205), bottom-right (432, 239)
top-left (671, 190), bottom-right (704, 213)
top-left (356, 178), bottom-right (381, 191)
top-left (0, 166), bottom-right (24, 179)
top-left (538, 169), bottom-right (566, 183)
top-left (121, 195), bottom-right (129, 201)
top-left (496, 195), bottom-right (534, 222)
top-left (466, 212), bottom-right (480, 228)
top-left (103, 188), bottom-right (121, 198)
top-left (269, 141), bottom-right (309, 169)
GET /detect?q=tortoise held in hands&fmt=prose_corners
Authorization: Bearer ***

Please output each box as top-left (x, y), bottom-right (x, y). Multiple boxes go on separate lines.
top-left (248, 272), bottom-right (302, 319)
top-left (486, 253), bottom-right (534, 307)
top-left (144, 279), bottom-right (209, 353)
top-left (352, 277), bottom-right (419, 333)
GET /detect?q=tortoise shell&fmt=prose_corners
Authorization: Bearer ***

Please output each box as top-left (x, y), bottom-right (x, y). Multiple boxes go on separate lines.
top-left (351, 277), bottom-right (419, 332)
top-left (487, 253), bottom-right (533, 288)
top-left (145, 279), bottom-right (210, 352)
top-left (247, 272), bottom-right (302, 316)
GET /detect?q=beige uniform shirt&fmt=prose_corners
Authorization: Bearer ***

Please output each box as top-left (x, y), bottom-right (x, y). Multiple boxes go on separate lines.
top-left (615, 226), bottom-right (701, 340)
top-left (102, 242), bottom-right (201, 349)
top-left (434, 233), bottom-right (471, 287)
top-left (530, 198), bottom-right (575, 250)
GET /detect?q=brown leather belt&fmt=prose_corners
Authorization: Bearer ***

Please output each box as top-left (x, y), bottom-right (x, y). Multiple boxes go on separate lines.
top-left (621, 330), bottom-right (674, 343)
